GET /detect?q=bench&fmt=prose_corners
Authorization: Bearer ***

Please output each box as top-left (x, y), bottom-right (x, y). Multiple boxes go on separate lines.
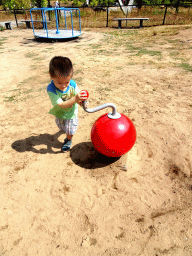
top-left (21, 20), bottom-right (50, 29)
top-left (113, 18), bottom-right (149, 29)
top-left (0, 21), bottom-right (12, 30)
top-left (5, 22), bottom-right (12, 29)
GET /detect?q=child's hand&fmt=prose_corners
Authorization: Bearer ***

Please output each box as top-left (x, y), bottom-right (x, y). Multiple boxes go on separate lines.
top-left (75, 91), bottom-right (89, 103)
top-left (75, 93), bottom-right (84, 104)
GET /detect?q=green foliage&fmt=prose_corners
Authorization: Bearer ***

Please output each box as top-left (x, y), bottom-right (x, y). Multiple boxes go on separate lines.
top-left (89, 0), bottom-right (115, 6)
top-left (90, 0), bottom-right (98, 6)
top-left (2, 0), bottom-right (31, 9)
top-left (40, 0), bottom-right (48, 7)
top-left (0, 25), bottom-right (5, 31)
top-left (71, 0), bottom-right (116, 7)
top-left (60, 0), bottom-right (69, 4)
top-left (2, 0), bottom-right (48, 9)
top-left (32, 0), bottom-right (48, 7)
top-left (73, 0), bottom-right (84, 7)
top-left (141, 0), bottom-right (187, 4)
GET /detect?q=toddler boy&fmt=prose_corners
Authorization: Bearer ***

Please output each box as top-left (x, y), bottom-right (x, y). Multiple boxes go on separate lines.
top-left (47, 56), bottom-right (86, 152)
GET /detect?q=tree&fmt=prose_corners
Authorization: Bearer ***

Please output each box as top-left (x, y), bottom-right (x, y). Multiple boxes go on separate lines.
top-left (31, 0), bottom-right (48, 7)
top-left (2, 0), bottom-right (31, 9)
top-left (136, 0), bottom-right (142, 9)
top-left (89, 0), bottom-right (116, 6)
top-left (2, 0), bottom-right (48, 9)
top-left (73, 0), bottom-right (85, 7)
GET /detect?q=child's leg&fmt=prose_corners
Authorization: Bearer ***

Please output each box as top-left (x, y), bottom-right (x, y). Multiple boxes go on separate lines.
top-left (55, 117), bottom-right (66, 133)
top-left (62, 117), bottom-right (78, 152)
top-left (67, 134), bottom-right (73, 140)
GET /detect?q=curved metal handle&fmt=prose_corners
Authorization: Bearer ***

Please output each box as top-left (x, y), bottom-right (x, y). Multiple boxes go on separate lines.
top-left (82, 101), bottom-right (121, 119)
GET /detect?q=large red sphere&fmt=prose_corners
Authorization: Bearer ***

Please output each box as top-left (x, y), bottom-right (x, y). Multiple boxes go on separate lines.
top-left (91, 113), bottom-right (136, 157)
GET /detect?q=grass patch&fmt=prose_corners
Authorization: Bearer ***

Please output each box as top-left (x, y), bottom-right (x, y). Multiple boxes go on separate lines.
top-left (25, 52), bottom-right (38, 58)
top-left (0, 26), bottom-right (5, 31)
top-left (96, 86), bottom-right (111, 92)
top-left (4, 95), bottom-right (17, 102)
top-left (89, 43), bottom-right (102, 49)
top-left (30, 64), bottom-right (39, 70)
top-left (0, 36), bottom-right (7, 51)
top-left (74, 69), bottom-right (83, 75)
top-left (136, 49), bottom-right (162, 58)
top-left (19, 76), bottom-right (37, 85)
top-left (126, 44), bottom-right (141, 51)
top-left (4, 88), bottom-right (33, 103)
top-left (33, 57), bottom-right (44, 61)
top-left (0, 37), bottom-right (7, 45)
top-left (75, 77), bottom-right (84, 84)
top-left (170, 51), bottom-right (180, 58)
top-left (8, 48), bottom-right (17, 52)
top-left (178, 62), bottom-right (192, 72)
top-left (41, 47), bottom-right (54, 52)
top-left (4, 76), bottom-right (39, 103)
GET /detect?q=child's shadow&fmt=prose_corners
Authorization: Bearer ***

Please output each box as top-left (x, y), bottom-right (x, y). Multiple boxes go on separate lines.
top-left (11, 131), bottom-right (63, 154)
top-left (11, 132), bottom-right (120, 169)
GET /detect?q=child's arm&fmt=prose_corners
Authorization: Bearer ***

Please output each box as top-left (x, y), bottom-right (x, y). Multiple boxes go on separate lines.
top-left (58, 92), bottom-right (86, 109)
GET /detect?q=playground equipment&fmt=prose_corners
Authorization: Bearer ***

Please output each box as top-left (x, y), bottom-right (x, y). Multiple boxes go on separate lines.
top-left (30, 7), bottom-right (81, 40)
top-left (82, 91), bottom-right (136, 157)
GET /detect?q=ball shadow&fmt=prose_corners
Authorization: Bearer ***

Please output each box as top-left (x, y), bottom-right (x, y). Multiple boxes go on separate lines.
top-left (70, 142), bottom-right (120, 169)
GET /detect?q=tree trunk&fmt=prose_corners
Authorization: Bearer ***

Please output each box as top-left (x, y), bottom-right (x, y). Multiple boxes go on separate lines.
top-left (137, 0), bottom-right (143, 10)
top-left (176, 0), bottom-right (180, 13)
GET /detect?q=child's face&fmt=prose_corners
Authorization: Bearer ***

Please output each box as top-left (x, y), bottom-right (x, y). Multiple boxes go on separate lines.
top-left (52, 73), bottom-right (72, 91)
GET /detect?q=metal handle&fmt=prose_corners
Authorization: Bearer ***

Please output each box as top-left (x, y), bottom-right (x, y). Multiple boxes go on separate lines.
top-left (82, 101), bottom-right (121, 119)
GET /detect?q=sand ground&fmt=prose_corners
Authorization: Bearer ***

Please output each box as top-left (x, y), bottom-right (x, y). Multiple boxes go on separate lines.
top-left (0, 26), bottom-right (192, 255)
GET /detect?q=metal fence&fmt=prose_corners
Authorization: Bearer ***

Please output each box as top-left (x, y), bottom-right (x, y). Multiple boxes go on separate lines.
top-left (0, 4), bottom-right (192, 29)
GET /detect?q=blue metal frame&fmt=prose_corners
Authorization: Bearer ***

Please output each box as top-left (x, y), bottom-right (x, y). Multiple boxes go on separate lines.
top-left (30, 7), bottom-right (81, 39)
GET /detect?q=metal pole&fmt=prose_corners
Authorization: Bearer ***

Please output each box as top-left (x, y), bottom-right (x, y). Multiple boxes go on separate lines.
top-left (64, 10), bottom-right (67, 30)
top-left (106, 5), bottom-right (109, 27)
top-left (79, 9), bottom-right (81, 34)
top-left (163, 5), bottom-right (167, 25)
top-left (70, 10), bottom-right (74, 37)
top-left (55, 9), bottom-right (60, 34)
top-left (14, 9), bottom-right (18, 27)
top-left (82, 101), bottom-right (121, 119)
top-left (58, 9), bottom-right (60, 26)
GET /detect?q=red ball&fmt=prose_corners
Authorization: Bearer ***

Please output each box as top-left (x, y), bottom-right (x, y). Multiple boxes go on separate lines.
top-left (80, 90), bottom-right (89, 100)
top-left (91, 113), bottom-right (136, 157)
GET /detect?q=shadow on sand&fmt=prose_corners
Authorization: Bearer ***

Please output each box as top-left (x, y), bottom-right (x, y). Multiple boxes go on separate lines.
top-left (11, 131), bottom-right (63, 154)
top-left (11, 133), bottom-right (119, 169)
top-left (70, 142), bottom-right (119, 169)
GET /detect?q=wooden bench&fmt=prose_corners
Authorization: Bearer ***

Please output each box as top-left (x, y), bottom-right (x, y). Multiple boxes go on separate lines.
top-left (21, 20), bottom-right (50, 29)
top-left (113, 18), bottom-right (149, 29)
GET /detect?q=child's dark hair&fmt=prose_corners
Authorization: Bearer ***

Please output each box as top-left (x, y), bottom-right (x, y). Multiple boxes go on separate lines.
top-left (49, 56), bottom-right (73, 77)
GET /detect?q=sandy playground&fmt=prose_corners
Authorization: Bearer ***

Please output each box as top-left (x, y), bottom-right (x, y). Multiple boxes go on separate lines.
top-left (0, 26), bottom-right (192, 255)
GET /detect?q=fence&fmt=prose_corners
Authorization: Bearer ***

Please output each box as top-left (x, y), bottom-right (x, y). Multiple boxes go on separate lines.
top-left (0, 4), bottom-right (192, 29)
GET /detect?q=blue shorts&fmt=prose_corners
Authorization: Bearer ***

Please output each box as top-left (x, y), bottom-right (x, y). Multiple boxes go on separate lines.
top-left (55, 117), bottom-right (78, 135)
